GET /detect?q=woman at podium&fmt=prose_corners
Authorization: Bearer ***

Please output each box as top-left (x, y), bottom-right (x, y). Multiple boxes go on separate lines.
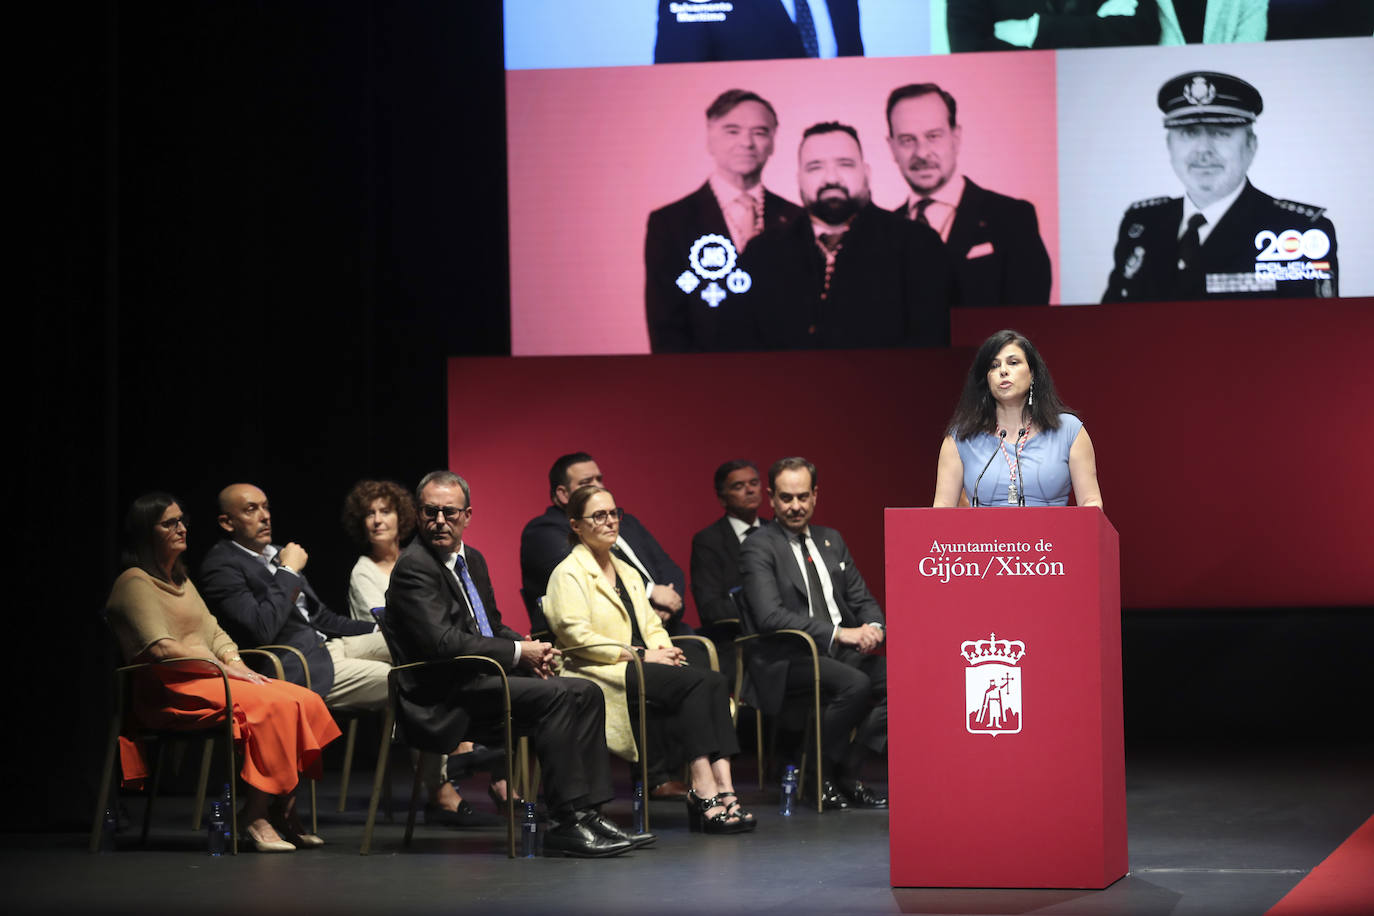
top-left (933, 329), bottom-right (1102, 509)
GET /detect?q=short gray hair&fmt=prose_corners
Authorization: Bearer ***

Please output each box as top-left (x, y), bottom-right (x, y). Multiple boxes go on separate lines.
top-left (416, 470), bottom-right (471, 507)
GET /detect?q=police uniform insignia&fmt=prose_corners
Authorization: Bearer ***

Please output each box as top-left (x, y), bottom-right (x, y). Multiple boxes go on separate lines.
top-left (1128, 196), bottom-right (1171, 211)
top-left (1273, 199), bottom-right (1324, 222)
top-left (1127, 223), bottom-right (1145, 239)
top-left (1123, 245), bottom-right (1145, 280)
top-left (1182, 76), bottom-right (1216, 106)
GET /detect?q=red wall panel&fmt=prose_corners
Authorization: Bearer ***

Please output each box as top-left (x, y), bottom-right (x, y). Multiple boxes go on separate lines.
top-left (450, 298), bottom-right (1374, 633)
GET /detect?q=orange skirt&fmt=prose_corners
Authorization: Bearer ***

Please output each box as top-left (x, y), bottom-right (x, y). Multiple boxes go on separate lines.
top-left (119, 668), bottom-right (342, 795)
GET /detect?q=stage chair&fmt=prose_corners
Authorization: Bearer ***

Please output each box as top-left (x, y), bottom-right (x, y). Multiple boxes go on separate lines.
top-left (90, 655), bottom-right (240, 854)
top-left (360, 656), bottom-right (517, 856)
top-left (729, 587), bottom-right (825, 813)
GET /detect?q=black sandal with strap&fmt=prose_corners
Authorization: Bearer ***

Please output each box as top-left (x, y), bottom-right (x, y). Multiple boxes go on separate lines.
top-left (685, 788), bottom-right (749, 834)
top-left (717, 791), bottom-right (757, 831)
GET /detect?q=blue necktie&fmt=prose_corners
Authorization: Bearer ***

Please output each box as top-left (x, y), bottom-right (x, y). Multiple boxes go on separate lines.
top-left (796, 0), bottom-right (813, 57)
top-left (453, 554), bottom-right (494, 637)
top-left (794, 0), bottom-right (820, 58)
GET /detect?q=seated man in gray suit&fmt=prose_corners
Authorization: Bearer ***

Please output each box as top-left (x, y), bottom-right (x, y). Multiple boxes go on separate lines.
top-left (739, 457), bottom-right (887, 809)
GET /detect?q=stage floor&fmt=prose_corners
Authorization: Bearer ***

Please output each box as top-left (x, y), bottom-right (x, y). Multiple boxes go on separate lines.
top-left (5, 741), bottom-right (1370, 916)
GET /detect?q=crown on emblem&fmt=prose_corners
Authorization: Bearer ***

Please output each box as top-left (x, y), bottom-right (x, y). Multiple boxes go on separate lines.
top-left (1183, 76), bottom-right (1216, 106)
top-left (961, 632), bottom-right (1026, 666)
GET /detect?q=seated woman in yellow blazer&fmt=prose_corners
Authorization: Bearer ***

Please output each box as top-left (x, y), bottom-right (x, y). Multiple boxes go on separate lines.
top-left (545, 485), bottom-right (754, 835)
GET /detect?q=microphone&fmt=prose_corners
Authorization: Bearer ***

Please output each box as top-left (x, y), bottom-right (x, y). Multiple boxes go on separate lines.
top-left (1012, 427), bottom-right (1027, 507)
top-left (972, 429), bottom-right (1005, 508)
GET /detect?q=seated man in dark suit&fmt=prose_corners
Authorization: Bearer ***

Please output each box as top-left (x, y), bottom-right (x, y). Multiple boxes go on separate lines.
top-left (200, 483), bottom-right (390, 709)
top-left (886, 83), bottom-right (1051, 306)
top-left (645, 88), bottom-right (803, 352)
top-left (740, 457), bottom-right (887, 810)
top-left (200, 484), bottom-right (476, 825)
top-left (385, 470), bottom-right (643, 857)
top-left (655, 0), bottom-right (863, 63)
top-left (689, 459), bottom-right (767, 688)
top-left (737, 121), bottom-right (954, 350)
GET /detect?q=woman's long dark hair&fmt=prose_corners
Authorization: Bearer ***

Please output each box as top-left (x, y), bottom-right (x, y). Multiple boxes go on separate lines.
top-left (120, 492), bottom-right (188, 585)
top-left (948, 329), bottom-right (1077, 440)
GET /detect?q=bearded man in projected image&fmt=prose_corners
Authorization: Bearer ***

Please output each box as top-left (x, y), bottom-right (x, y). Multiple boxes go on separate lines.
top-left (1103, 70), bottom-right (1338, 302)
top-left (736, 122), bottom-right (954, 350)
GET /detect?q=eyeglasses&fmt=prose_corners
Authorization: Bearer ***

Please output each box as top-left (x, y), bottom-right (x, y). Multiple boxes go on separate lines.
top-left (421, 505), bottom-right (470, 521)
top-left (157, 515), bottom-right (189, 531)
top-left (580, 508), bottom-right (624, 526)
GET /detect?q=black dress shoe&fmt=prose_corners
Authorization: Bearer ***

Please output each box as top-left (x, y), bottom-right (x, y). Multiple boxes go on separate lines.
top-left (837, 780), bottom-right (888, 809)
top-left (445, 745), bottom-right (505, 780)
top-left (543, 813), bottom-right (633, 858)
top-left (587, 813), bottom-right (656, 849)
top-left (818, 780), bottom-right (851, 810)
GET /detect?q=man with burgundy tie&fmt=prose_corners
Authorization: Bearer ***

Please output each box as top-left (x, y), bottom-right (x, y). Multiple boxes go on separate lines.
top-left (1102, 70), bottom-right (1337, 302)
top-left (644, 88), bottom-right (804, 352)
top-left (384, 470), bottom-right (643, 857)
top-left (886, 82), bottom-right (1052, 307)
top-left (736, 121), bottom-right (952, 350)
top-left (739, 457), bottom-right (888, 810)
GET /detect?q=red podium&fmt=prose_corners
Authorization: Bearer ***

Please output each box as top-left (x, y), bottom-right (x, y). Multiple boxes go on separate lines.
top-left (885, 507), bottom-right (1126, 888)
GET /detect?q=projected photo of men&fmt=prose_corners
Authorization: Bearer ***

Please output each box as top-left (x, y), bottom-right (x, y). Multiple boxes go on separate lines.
top-left (645, 89), bottom-right (805, 353)
top-left (948, 0), bottom-right (1161, 51)
top-left (885, 82), bottom-right (1051, 305)
top-left (735, 122), bottom-right (953, 350)
top-left (1102, 70), bottom-right (1337, 302)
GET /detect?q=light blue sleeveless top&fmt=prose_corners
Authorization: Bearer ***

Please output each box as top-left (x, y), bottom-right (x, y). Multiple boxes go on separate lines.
top-left (955, 413), bottom-right (1083, 507)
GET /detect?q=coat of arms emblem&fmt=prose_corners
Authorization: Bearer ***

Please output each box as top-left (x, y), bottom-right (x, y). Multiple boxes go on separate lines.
top-left (962, 632), bottom-right (1026, 736)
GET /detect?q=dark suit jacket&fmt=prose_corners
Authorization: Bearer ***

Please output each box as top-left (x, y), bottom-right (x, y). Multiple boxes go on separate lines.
top-left (949, 0), bottom-right (1160, 51)
top-left (198, 539), bottom-right (374, 698)
top-left (655, 0), bottom-right (863, 62)
top-left (646, 181), bottom-right (803, 352)
top-left (900, 177), bottom-right (1051, 306)
top-left (739, 522), bottom-right (883, 713)
top-left (1102, 181), bottom-right (1338, 303)
top-left (689, 515), bottom-right (753, 629)
top-left (382, 541), bottom-right (524, 752)
top-left (519, 505), bottom-right (686, 633)
top-left (738, 203), bottom-right (954, 350)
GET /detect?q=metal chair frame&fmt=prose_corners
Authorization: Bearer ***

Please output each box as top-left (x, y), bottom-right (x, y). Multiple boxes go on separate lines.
top-left (360, 655), bottom-right (517, 856)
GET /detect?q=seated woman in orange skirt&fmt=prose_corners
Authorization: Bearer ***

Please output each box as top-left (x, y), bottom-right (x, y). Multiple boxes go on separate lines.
top-left (106, 492), bottom-right (342, 852)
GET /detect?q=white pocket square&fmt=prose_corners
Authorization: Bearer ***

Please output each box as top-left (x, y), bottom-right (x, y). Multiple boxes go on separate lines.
top-left (966, 242), bottom-right (995, 259)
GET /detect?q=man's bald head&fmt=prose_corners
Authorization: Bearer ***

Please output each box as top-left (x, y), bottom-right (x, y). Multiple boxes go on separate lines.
top-left (217, 483), bottom-right (273, 552)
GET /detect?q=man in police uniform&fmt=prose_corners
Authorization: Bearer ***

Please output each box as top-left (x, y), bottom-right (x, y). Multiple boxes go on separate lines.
top-left (1103, 71), bottom-right (1338, 303)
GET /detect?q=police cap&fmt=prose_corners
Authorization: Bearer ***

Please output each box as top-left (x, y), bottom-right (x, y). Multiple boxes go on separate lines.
top-left (1158, 71), bottom-right (1262, 128)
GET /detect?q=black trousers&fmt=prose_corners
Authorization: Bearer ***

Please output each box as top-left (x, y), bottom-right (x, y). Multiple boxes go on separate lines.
top-left (625, 663), bottom-right (739, 766)
top-left (785, 648), bottom-right (886, 778)
top-left (463, 673), bottom-right (613, 815)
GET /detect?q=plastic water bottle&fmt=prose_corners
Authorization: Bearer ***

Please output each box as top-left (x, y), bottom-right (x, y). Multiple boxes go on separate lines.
top-left (520, 801), bottom-right (539, 857)
top-left (99, 805), bottom-right (118, 852)
top-left (631, 780), bottom-right (645, 834)
top-left (779, 764), bottom-right (799, 816)
top-left (207, 801), bottom-right (229, 856)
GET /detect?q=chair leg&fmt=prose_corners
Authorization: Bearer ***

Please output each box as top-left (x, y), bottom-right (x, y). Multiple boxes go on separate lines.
top-left (337, 717), bottom-right (358, 812)
top-left (140, 741), bottom-right (166, 847)
top-left (309, 771), bottom-right (318, 836)
top-left (191, 737), bottom-right (214, 830)
top-left (403, 761), bottom-right (424, 847)
top-left (360, 708), bottom-right (395, 856)
top-left (812, 687), bottom-right (824, 814)
top-left (89, 713), bottom-right (123, 853)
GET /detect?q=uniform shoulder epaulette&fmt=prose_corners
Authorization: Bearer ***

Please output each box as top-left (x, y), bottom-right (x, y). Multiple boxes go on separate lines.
top-left (1127, 196), bottom-right (1173, 211)
top-left (1272, 198), bottom-right (1326, 221)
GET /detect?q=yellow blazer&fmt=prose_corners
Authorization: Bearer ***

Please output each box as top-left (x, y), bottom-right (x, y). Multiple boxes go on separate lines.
top-left (544, 543), bottom-right (672, 761)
